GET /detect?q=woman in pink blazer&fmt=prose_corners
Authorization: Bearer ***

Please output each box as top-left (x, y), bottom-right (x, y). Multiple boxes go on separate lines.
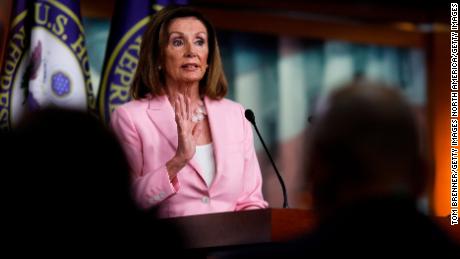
top-left (111, 6), bottom-right (268, 218)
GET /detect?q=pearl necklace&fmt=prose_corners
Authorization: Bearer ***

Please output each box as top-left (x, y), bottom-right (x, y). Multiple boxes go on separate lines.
top-left (192, 103), bottom-right (207, 122)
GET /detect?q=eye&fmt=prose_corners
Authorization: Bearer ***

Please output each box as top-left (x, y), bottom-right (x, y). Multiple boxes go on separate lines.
top-left (195, 38), bottom-right (206, 46)
top-left (172, 38), bottom-right (184, 47)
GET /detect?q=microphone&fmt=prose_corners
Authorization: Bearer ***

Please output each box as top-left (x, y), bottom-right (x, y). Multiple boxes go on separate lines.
top-left (245, 109), bottom-right (289, 208)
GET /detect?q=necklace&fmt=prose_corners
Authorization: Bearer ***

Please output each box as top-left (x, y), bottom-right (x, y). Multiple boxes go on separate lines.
top-left (192, 103), bottom-right (207, 122)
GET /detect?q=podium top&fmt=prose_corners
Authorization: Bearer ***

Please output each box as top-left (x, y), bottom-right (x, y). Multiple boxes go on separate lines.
top-left (162, 208), bottom-right (316, 249)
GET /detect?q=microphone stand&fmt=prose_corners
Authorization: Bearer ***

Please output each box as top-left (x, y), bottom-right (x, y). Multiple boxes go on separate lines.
top-left (245, 109), bottom-right (289, 208)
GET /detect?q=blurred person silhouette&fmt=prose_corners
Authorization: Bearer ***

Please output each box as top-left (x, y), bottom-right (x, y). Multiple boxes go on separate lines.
top-left (294, 81), bottom-right (458, 255)
top-left (111, 6), bottom-right (268, 218)
top-left (2, 108), bottom-right (191, 256)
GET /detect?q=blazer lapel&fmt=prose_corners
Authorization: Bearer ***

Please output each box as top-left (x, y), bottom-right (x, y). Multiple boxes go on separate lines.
top-left (146, 95), bottom-right (177, 149)
top-left (204, 96), bottom-right (224, 185)
top-left (146, 95), bottom-right (204, 177)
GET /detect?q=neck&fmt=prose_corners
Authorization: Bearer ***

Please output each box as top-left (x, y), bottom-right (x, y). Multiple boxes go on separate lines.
top-left (165, 80), bottom-right (201, 103)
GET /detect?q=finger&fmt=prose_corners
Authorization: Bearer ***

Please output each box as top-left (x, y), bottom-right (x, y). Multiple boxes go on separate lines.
top-left (177, 95), bottom-right (183, 120)
top-left (172, 95), bottom-right (177, 114)
top-left (178, 94), bottom-right (186, 121)
top-left (177, 94), bottom-right (183, 120)
top-left (186, 96), bottom-right (191, 121)
top-left (175, 97), bottom-right (182, 122)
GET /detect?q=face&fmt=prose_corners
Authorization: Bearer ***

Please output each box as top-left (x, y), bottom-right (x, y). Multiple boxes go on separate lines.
top-left (163, 17), bottom-right (209, 85)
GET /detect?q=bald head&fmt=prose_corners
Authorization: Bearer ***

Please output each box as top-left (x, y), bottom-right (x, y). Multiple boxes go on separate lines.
top-left (307, 82), bottom-right (425, 216)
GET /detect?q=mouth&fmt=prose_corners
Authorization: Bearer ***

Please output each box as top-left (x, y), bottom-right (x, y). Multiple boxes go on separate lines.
top-left (181, 63), bottom-right (200, 71)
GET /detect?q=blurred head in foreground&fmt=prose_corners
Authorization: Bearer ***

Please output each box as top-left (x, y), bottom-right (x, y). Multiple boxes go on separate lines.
top-left (306, 81), bottom-right (427, 219)
top-left (4, 108), bottom-right (187, 255)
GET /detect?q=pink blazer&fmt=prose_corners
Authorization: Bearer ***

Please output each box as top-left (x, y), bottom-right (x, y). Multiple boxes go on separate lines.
top-left (111, 95), bottom-right (268, 218)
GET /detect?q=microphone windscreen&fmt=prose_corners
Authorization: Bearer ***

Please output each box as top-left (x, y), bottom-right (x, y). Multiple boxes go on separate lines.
top-left (244, 109), bottom-right (255, 124)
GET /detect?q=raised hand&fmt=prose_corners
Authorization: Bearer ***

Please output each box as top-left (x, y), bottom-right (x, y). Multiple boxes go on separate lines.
top-left (166, 93), bottom-right (202, 179)
top-left (175, 94), bottom-right (202, 160)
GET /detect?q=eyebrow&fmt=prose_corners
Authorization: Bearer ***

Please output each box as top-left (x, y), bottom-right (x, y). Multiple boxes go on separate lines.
top-left (168, 31), bottom-right (207, 37)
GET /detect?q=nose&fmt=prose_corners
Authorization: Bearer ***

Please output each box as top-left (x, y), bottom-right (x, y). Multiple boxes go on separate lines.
top-left (184, 51), bottom-right (196, 58)
top-left (184, 41), bottom-right (197, 58)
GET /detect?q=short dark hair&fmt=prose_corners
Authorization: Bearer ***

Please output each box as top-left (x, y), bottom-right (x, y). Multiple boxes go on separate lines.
top-left (306, 82), bottom-right (426, 211)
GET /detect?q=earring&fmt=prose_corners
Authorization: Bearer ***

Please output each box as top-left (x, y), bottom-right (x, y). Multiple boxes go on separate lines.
top-left (158, 65), bottom-right (162, 70)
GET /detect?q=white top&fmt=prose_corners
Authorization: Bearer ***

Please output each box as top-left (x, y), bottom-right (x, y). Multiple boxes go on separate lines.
top-left (194, 143), bottom-right (216, 187)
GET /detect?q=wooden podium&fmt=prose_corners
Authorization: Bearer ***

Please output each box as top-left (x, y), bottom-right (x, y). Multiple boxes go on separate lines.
top-left (162, 208), bottom-right (315, 249)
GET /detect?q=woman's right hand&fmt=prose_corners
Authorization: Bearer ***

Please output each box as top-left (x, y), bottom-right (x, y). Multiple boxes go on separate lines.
top-left (166, 94), bottom-right (202, 180)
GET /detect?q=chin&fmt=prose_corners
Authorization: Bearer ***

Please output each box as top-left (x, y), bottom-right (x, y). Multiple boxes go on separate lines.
top-left (181, 76), bottom-right (204, 83)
